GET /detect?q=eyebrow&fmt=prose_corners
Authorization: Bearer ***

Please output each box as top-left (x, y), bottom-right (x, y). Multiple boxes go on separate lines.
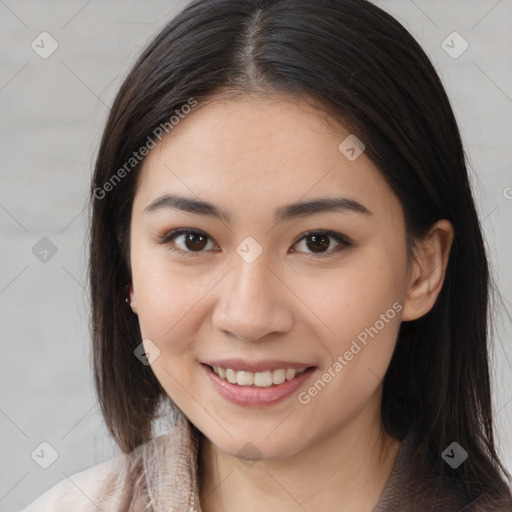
top-left (143, 194), bottom-right (372, 223)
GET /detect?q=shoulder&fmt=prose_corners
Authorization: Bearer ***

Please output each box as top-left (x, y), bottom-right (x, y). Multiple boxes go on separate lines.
top-left (378, 429), bottom-right (512, 512)
top-left (19, 416), bottom-right (198, 512)
top-left (20, 453), bottom-right (131, 512)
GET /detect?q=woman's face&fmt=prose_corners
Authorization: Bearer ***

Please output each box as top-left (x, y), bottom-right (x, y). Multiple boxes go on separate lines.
top-left (129, 94), bottom-right (412, 460)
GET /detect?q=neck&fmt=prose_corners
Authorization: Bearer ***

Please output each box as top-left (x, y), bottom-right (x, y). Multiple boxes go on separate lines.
top-left (197, 401), bottom-right (401, 512)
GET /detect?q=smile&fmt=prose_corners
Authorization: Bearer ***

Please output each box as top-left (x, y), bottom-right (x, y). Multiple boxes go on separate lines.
top-left (201, 363), bottom-right (317, 406)
top-left (210, 365), bottom-right (308, 387)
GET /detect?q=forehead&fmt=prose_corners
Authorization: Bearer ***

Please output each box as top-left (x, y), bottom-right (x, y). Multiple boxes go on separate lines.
top-left (133, 95), bottom-right (400, 221)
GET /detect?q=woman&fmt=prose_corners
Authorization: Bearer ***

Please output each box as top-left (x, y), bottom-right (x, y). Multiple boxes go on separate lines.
top-left (21, 0), bottom-right (512, 510)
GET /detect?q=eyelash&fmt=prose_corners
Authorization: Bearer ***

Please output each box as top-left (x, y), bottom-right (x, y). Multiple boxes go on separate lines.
top-left (157, 228), bottom-right (352, 259)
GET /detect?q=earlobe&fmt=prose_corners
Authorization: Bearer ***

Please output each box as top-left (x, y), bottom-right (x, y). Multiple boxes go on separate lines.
top-left (401, 219), bottom-right (454, 322)
top-left (129, 284), bottom-right (138, 315)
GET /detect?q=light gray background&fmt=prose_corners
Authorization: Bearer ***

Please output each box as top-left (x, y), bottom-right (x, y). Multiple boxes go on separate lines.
top-left (0, 1), bottom-right (511, 510)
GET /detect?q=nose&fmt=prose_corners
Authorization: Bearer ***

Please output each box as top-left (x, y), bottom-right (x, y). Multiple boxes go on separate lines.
top-left (211, 252), bottom-right (294, 342)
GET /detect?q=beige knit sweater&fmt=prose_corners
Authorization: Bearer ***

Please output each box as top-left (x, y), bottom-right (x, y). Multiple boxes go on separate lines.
top-left (20, 412), bottom-right (507, 512)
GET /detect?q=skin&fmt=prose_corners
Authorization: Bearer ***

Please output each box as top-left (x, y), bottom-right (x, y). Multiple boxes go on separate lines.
top-left (128, 93), bottom-right (454, 512)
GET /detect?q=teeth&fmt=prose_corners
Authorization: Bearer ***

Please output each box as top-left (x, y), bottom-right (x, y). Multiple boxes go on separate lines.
top-left (272, 368), bottom-right (286, 385)
top-left (211, 365), bottom-right (308, 387)
top-left (237, 371), bottom-right (254, 386)
top-left (253, 370), bottom-right (272, 387)
top-left (225, 368), bottom-right (237, 384)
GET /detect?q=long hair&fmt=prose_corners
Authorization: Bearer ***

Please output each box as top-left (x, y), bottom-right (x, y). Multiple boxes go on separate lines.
top-left (88, 0), bottom-right (512, 507)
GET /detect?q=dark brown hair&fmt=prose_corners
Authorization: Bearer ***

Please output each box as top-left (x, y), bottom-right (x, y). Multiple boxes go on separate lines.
top-left (88, 0), bottom-right (512, 508)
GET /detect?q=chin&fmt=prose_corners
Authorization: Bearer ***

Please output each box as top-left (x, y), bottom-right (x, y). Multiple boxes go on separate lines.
top-left (205, 428), bottom-right (308, 463)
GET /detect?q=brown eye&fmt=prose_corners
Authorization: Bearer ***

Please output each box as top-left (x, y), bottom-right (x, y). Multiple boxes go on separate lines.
top-left (182, 231), bottom-right (208, 251)
top-left (305, 233), bottom-right (331, 252)
top-left (159, 228), bottom-right (351, 258)
top-left (292, 231), bottom-right (351, 257)
top-left (160, 229), bottom-right (217, 255)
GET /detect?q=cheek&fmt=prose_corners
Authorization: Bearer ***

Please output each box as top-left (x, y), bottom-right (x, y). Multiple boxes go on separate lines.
top-left (301, 269), bottom-right (403, 426)
top-left (303, 246), bottom-right (406, 397)
top-left (131, 250), bottom-right (202, 346)
top-left (308, 253), bottom-right (405, 339)
top-left (131, 256), bottom-right (206, 398)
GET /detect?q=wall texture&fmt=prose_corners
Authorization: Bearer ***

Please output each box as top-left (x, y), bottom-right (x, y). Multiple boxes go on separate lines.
top-left (0, 1), bottom-right (510, 510)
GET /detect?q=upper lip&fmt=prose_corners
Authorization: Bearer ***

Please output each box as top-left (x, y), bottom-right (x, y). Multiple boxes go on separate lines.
top-left (202, 359), bottom-right (315, 373)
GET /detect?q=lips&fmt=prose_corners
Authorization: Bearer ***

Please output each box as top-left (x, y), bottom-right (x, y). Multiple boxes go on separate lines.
top-left (202, 362), bottom-right (317, 406)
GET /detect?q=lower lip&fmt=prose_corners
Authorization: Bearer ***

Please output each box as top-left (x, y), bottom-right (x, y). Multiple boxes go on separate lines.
top-left (201, 364), bottom-right (316, 406)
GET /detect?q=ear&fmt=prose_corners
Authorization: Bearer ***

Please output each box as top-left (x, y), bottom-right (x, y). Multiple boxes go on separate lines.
top-left (401, 219), bottom-right (454, 321)
top-left (129, 284), bottom-right (138, 315)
